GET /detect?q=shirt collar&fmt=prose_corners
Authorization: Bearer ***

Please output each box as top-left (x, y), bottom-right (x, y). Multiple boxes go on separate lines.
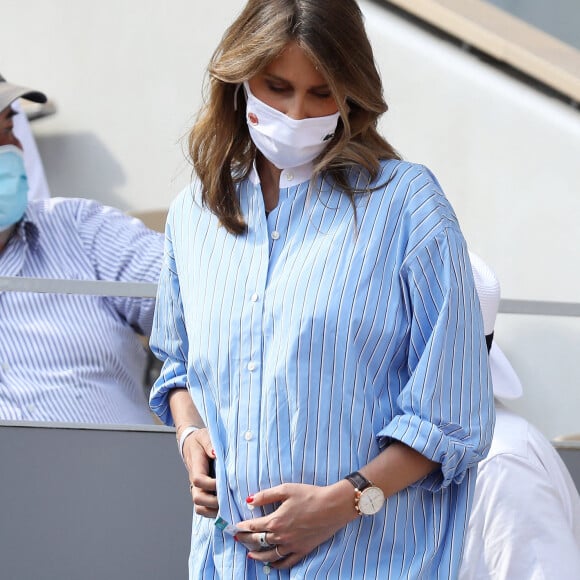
top-left (15, 206), bottom-right (41, 251)
top-left (249, 160), bottom-right (315, 188)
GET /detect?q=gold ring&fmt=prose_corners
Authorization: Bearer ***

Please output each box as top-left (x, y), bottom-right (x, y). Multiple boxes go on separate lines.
top-left (275, 545), bottom-right (285, 559)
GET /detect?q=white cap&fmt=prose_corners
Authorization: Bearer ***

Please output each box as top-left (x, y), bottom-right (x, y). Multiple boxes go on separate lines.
top-left (469, 251), bottom-right (523, 399)
top-left (0, 74), bottom-right (46, 112)
top-left (469, 252), bottom-right (500, 336)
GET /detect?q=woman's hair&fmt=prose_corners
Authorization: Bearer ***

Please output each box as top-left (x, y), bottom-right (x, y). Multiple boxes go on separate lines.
top-left (189, 0), bottom-right (400, 234)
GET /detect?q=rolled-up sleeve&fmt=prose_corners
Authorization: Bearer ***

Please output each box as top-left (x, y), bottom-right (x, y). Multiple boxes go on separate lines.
top-left (378, 227), bottom-right (495, 490)
top-left (149, 211), bottom-right (189, 426)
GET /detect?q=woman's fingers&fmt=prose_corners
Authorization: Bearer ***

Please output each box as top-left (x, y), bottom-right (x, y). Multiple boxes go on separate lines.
top-left (190, 485), bottom-right (219, 517)
top-left (191, 470), bottom-right (217, 493)
top-left (245, 542), bottom-right (301, 571)
top-left (236, 530), bottom-right (278, 552)
top-left (183, 428), bottom-right (219, 518)
top-left (182, 428), bottom-right (214, 473)
top-left (235, 531), bottom-right (295, 569)
top-left (236, 481), bottom-right (357, 566)
top-left (245, 484), bottom-right (288, 509)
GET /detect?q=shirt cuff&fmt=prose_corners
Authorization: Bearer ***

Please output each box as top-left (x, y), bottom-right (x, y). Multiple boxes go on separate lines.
top-left (377, 414), bottom-right (474, 492)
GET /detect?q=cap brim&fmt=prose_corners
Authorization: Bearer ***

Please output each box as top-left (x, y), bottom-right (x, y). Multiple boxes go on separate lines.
top-left (489, 342), bottom-right (523, 399)
top-left (0, 82), bottom-right (47, 112)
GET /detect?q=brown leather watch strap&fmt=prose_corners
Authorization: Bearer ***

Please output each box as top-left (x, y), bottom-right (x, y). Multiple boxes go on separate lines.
top-left (345, 470), bottom-right (372, 491)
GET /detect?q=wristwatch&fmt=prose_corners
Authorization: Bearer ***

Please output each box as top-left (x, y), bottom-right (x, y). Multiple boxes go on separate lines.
top-left (345, 471), bottom-right (385, 516)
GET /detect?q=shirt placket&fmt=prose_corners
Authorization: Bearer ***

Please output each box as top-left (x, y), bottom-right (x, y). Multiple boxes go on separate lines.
top-left (237, 182), bottom-right (272, 504)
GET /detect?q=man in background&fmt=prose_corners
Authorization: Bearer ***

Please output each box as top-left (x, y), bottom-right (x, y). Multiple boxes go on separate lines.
top-left (461, 252), bottom-right (580, 578)
top-left (0, 74), bottom-right (163, 424)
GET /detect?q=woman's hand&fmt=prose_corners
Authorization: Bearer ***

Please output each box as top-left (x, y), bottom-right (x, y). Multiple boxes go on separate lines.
top-left (181, 427), bottom-right (219, 518)
top-left (169, 390), bottom-right (219, 518)
top-left (235, 480), bottom-right (358, 570)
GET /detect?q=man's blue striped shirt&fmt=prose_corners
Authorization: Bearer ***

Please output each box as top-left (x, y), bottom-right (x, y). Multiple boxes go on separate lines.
top-left (0, 198), bottom-right (163, 424)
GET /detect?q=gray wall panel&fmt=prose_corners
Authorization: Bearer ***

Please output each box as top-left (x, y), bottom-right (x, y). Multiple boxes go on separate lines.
top-left (554, 442), bottom-right (580, 494)
top-left (0, 423), bottom-right (191, 580)
top-left (1, 422), bottom-right (578, 579)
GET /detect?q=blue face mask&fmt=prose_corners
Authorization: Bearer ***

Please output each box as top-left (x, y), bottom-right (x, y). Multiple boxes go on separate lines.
top-left (0, 145), bottom-right (29, 232)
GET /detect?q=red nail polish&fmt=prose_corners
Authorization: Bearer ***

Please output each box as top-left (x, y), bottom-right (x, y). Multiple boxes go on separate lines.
top-left (246, 495), bottom-right (254, 503)
top-left (247, 553), bottom-right (253, 560)
top-left (233, 535), bottom-right (238, 542)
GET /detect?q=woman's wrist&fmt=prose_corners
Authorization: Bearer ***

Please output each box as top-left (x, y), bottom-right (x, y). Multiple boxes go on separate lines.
top-left (327, 479), bottom-right (361, 523)
top-left (176, 424), bottom-right (205, 460)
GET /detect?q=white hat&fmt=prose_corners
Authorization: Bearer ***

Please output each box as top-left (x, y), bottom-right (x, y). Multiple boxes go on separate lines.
top-left (469, 252), bottom-right (523, 399)
top-left (0, 74), bottom-right (47, 113)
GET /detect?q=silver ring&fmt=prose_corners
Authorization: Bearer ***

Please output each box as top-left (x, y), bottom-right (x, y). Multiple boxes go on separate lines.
top-left (258, 531), bottom-right (273, 549)
top-left (275, 545), bottom-right (285, 559)
top-left (189, 482), bottom-right (194, 492)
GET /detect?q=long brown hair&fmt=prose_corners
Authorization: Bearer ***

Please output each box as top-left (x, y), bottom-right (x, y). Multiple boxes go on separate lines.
top-left (189, 0), bottom-right (400, 234)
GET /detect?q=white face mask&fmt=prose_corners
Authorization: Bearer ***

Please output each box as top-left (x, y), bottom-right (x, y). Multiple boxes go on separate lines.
top-left (243, 81), bottom-right (340, 170)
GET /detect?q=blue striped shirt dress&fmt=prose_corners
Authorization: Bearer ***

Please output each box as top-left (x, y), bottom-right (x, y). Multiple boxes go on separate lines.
top-left (150, 159), bottom-right (495, 579)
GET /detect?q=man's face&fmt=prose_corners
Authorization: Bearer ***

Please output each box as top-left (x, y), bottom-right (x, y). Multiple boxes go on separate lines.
top-left (0, 106), bottom-right (22, 149)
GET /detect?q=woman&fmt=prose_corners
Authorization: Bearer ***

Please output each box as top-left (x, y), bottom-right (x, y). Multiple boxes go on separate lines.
top-left (150, 0), bottom-right (494, 577)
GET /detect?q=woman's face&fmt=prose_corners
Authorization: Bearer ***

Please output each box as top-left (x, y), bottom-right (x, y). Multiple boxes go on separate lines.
top-left (248, 41), bottom-right (339, 120)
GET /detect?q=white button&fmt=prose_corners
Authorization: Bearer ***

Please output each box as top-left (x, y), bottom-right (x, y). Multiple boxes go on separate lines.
top-left (250, 293), bottom-right (259, 302)
top-left (285, 172), bottom-right (294, 181)
top-left (271, 231), bottom-right (280, 240)
top-left (27, 403), bottom-right (37, 413)
top-left (244, 431), bottom-right (253, 441)
top-left (247, 361), bottom-right (257, 371)
top-left (1, 362), bottom-right (9, 372)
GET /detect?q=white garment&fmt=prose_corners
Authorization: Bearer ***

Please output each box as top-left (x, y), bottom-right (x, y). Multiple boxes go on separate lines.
top-left (460, 403), bottom-right (580, 579)
top-left (12, 101), bottom-right (51, 201)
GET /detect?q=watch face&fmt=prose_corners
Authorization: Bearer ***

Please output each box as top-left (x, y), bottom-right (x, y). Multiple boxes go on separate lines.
top-left (358, 486), bottom-right (384, 515)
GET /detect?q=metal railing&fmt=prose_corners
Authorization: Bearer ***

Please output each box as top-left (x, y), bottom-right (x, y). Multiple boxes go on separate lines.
top-left (0, 276), bottom-right (157, 298)
top-left (2, 275), bottom-right (579, 317)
